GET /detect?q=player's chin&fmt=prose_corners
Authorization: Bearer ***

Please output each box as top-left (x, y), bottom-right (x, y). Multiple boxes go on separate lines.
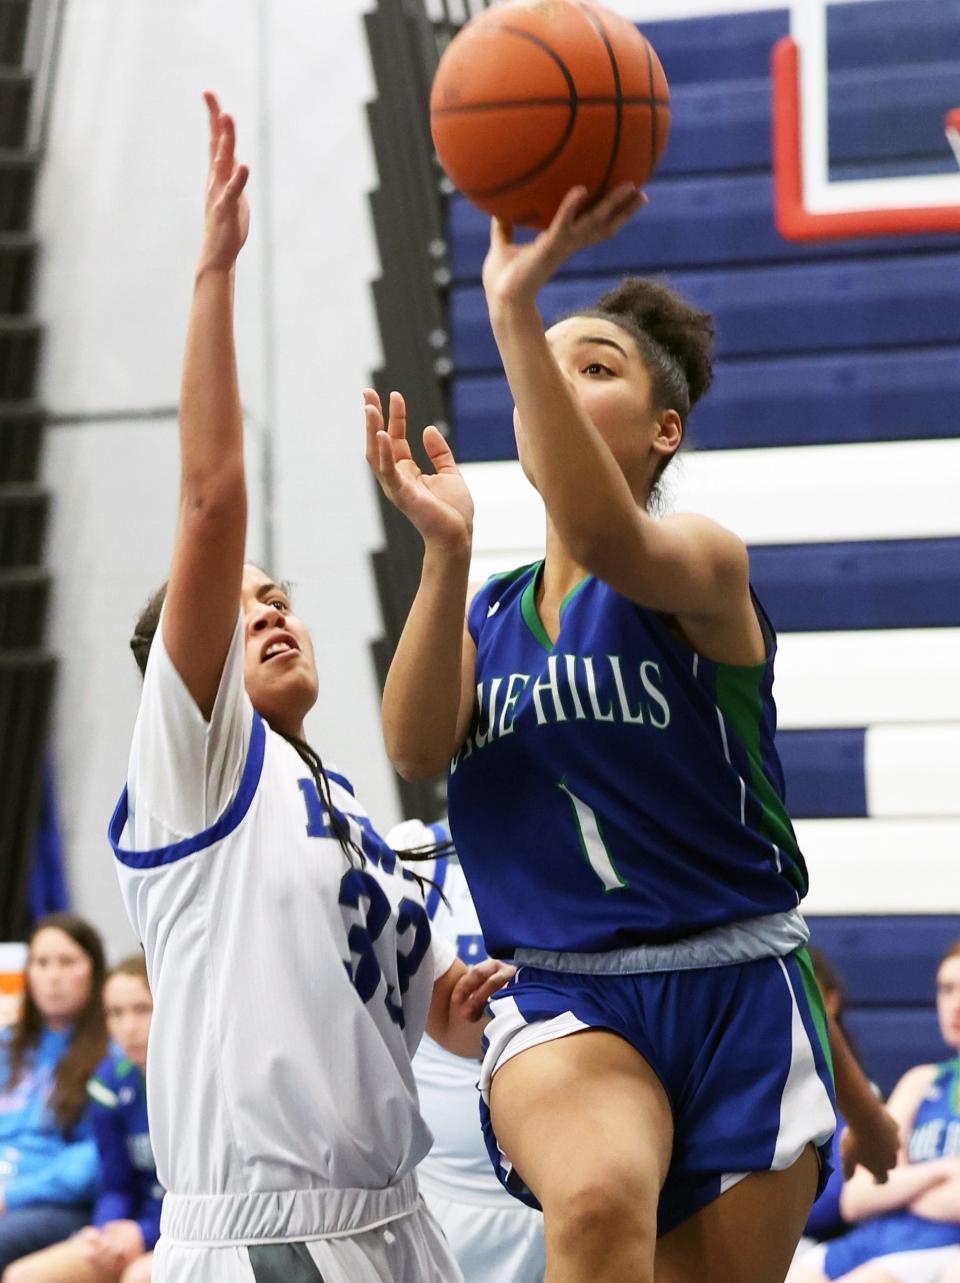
top-left (248, 669), bottom-right (319, 725)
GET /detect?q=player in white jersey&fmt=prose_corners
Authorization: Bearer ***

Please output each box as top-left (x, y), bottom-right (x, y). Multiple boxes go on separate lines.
top-left (107, 94), bottom-right (512, 1283)
top-left (389, 819), bottom-right (545, 1283)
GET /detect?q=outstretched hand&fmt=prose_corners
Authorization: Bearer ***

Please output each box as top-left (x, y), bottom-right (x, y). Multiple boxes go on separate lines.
top-left (840, 1107), bottom-right (901, 1183)
top-left (482, 182), bottom-right (646, 311)
top-left (364, 388), bottom-right (474, 549)
top-left (199, 91), bottom-right (250, 274)
top-left (449, 958), bottom-right (516, 1024)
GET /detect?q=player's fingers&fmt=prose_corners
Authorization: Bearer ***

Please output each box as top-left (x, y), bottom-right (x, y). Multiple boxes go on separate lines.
top-left (204, 91), bottom-right (221, 161)
top-left (375, 431), bottom-right (401, 487)
top-left (586, 182), bottom-right (642, 237)
top-left (224, 163), bottom-right (249, 200)
top-left (547, 185), bottom-right (590, 245)
top-left (362, 387), bottom-right (383, 417)
top-left (463, 965), bottom-right (516, 1015)
top-left (216, 112), bottom-right (236, 182)
top-left (490, 216), bottom-right (514, 249)
top-left (363, 403), bottom-right (384, 465)
top-left (386, 390), bottom-right (408, 440)
top-left (603, 188), bottom-right (646, 238)
top-left (423, 424), bottom-right (458, 473)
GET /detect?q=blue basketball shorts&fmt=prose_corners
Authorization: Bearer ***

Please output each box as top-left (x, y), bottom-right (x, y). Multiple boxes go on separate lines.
top-left (819, 1212), bottom-right (960, 1280)
top-left (477, 948), bottom-right (837, 1238)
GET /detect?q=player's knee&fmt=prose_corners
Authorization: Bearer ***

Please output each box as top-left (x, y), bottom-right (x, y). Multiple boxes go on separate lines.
top-left (545, 1164), bottom-right (652, 1260)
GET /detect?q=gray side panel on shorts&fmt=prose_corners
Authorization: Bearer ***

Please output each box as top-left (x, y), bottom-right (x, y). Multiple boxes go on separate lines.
top-left (248, 1243), bottom-right (327, 1283)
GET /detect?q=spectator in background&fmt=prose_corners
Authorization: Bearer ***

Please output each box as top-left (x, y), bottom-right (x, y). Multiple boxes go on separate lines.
top-left (389, 819), bottom-right (545, 1283)
top-left (789, 940), bottom-right (960, 1283)
top-left (5, 954), bottom-right (161, 1283)
top-left (0, 915), bottom-right (107, 1274)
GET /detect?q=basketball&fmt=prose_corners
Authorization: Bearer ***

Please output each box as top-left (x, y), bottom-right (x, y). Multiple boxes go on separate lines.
top-left (430, 0), bottom-right (671, 229)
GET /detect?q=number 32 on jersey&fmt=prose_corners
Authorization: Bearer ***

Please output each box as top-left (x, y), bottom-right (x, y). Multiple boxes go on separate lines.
top-left (338, 867), bottom-right (431, 1028)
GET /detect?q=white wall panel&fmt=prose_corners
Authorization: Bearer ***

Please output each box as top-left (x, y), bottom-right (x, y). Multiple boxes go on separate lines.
top-left (462, 439), bottom-right (960, 568)
top-left (799, 818), bottom-right (960, 913)
top-left (775, 629), bottom-right (960, 728)
top-left (866, 723), bottom-right (960, 818)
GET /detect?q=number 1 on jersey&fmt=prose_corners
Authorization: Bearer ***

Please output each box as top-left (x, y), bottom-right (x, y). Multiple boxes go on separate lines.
top-left (558, 780), bottom-right (628, 893)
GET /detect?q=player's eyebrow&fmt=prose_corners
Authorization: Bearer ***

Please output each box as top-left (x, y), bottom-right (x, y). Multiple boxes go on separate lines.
top-left (255, 581), bottom-right (289, 603)
top-left (576, 336), bottom-right (629, 359)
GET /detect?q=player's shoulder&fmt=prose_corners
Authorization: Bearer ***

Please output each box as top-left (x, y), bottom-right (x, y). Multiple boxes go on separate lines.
top-left (472, 562), bottom-right (539, 609)
top-left (660, 512), bottom-right (749, 567)
top-left (891, 1061), bottom-right (940, 1104)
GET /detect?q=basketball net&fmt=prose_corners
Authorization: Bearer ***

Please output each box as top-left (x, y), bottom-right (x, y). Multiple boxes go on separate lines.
top-left (773, 0), bottom-right (960, 240)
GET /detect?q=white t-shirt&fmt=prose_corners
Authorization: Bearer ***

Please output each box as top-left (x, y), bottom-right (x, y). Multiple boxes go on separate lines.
top-left (110, 613), bottom-right (455, 1206)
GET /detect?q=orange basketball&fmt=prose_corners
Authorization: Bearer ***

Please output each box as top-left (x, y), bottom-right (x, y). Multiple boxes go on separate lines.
top-left (430, 0), bottom-right (670, 229)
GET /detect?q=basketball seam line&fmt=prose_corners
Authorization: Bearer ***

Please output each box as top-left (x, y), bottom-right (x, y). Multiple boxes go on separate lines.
top-left (576, 3), bottom-right (623, 197)
top-left (432, 96), bottom-right (669, 116)
top-left (644, 36), bottom-right (659, 178)
top-left (453, 21), bottom-right (581, 201)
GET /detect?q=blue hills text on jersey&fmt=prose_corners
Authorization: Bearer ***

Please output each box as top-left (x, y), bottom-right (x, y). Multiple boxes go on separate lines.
top-left (451, 652), bottom-right (672, 771)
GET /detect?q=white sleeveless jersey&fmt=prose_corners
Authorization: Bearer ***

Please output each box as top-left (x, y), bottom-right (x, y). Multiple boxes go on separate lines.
top-left (109, 615), bottom-right (455, 1211)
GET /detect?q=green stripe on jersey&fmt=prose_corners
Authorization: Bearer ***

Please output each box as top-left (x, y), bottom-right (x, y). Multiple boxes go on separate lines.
top-left (795, 946), bottom-right (835, 1082)
top-left (520, 563), bottom-right (554, 653)
top-left (87, 1077), bottom-right (118, 1109)
top-left (714, 661), bottom-right (802, 874)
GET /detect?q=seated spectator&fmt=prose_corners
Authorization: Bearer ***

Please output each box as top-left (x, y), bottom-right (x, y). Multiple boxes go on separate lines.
top-left (0, 915), bottom-right (107, 1274)
top-left (390, 818), bottom-right (545, 1283)
top-left (5, 955), bottom-right (160, 1283)
top-left (788, 940), bottom-right (960, 1283)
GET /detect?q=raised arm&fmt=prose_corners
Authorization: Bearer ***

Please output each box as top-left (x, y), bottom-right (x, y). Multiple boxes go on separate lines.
top-left (365, 390), bottom-right (477, 778)
top-left (162, 92), bottom-right (250, 719)
top-left (481, 187), bottom-right (752, 630)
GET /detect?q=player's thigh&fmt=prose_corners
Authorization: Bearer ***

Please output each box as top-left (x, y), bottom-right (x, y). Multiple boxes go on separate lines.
top-left (489, 1028), bottom-right (673, 1228)
top-left (119, 1255), bottom-right (153, 1283)
top-left (655, 1142), bottom-right (820, 1283)
top-left (832, 1269), bottom-right (899, 1283)
top-left (3, 1235), bottom-right (110, 1283)
top-left (785, 1269), bottom-right (829, 1283)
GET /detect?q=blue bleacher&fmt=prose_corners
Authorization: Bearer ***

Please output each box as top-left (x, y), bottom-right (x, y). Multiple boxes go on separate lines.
top-left (448, 184), bottom-right (960, 281)
top-left (778, 729), bottom-right (866, 818)
top-left (827, 0), bottom-right (960, 70)
top-left (806, 916), bottom-right (960, 1096)
top-left (452, 346), bottom-right (960, 458)
top-left (751, 539), bottom-right (960, 632)
top-left (451, 252), bottom-right (960, 371)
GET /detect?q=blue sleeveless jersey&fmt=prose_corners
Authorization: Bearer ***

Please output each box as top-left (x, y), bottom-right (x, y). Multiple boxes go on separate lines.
top-left (907, 1057), bottom-right (960, 1163)
top-left (87, 1051), bottom-right (163, 1249)
top-left (446, 563), bottom-right (807, 957)
top-left (824, 1058), bottom-right (960, 1275)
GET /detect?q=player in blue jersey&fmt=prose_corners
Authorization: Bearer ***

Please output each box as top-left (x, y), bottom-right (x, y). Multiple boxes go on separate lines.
top-left (365, 183), bottom-right (899, 1283)
top-left (7, 955), bottom-right (161, 1283)
top-left (789, 941), bottom-right (960, 1283)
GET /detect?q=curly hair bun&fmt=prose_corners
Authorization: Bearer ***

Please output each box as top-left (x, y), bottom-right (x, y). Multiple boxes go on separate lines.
top-left (595, 277), bottom-right (714, 409)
